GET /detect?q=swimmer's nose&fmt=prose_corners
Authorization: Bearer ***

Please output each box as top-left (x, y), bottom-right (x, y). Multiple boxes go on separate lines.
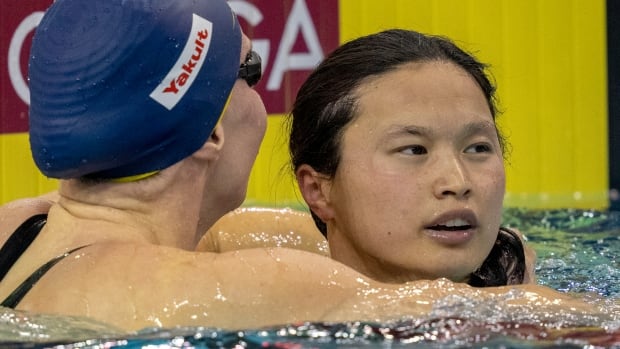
top-left (433, 157), bottom-right (471, 200)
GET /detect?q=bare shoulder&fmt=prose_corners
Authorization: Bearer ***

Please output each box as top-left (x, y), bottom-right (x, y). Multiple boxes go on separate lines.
top-left (0, 192), bottom-right (58, 245)
top-left (506, 227), bottom-right (537, 283)
top-left (197, 207), bottom-right (329, 256)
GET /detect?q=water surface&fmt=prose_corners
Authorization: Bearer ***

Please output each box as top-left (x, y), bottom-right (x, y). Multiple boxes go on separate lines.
top-left (1, 208), bottom-right (618, 348)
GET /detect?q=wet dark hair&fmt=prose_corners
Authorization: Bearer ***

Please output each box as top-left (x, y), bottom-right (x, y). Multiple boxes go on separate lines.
top-left (469, 228), bottom-right (525, 286)
top-left (288, 29), bottom-right (525, 287)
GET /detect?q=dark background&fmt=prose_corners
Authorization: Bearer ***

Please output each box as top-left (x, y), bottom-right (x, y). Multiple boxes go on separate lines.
top-left (609, 0), bottom-right (619, 210)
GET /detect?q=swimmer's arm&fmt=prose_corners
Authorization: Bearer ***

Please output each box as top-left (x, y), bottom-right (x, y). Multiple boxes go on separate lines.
top-left (20, 244), bottom-right (596, 332)
top-left (20, 245), bottom-right (430, 330)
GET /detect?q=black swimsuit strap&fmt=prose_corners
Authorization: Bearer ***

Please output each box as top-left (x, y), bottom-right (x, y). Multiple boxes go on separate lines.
top-left (0, 214), bottom-right (90, 308)
top-left (0, 214), bottom-right (48, 282)
top-left (1, 245), bottom-right (89, 308)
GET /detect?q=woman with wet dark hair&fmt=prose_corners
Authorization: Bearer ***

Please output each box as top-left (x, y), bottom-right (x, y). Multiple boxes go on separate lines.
top-left (289, 29), bottom-right (531, 287)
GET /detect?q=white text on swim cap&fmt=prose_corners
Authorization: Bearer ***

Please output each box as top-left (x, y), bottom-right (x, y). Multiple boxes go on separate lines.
top-left (150, 14), bottom-right (213, 110)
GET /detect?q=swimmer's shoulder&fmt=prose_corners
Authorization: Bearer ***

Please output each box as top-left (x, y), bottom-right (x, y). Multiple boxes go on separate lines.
top-left (0, 192), bottom-right (58, 246)
top-left (504, 227), bottom-right (537, 284)
top-left (197, 207), bottom-right (329, 256)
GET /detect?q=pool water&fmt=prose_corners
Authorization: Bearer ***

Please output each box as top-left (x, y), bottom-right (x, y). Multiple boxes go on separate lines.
top-left (0, 208), bottom-right (618, 348)
top-left (503, 208), bottom-right (620, 298)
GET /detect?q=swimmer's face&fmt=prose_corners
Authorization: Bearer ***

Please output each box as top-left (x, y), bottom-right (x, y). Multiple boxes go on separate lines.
top-left (323, 61), bottom-right (505, 283)
top-left (204, 33), bottom-right (267, 213)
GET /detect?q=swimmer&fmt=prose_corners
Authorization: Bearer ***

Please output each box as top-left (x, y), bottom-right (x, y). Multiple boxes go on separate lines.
top-left (289, 29), bottom-right (536, 286)
top-left (0, 2), bottom-right (589, 332)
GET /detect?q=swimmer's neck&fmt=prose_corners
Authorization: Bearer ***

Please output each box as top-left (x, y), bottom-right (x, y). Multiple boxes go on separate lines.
top-left (52, 172), bottom-right (208, 250)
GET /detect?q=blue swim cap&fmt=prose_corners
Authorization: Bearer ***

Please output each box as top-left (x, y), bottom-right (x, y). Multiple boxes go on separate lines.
top-left (28, 0), bottom-right (241, 179)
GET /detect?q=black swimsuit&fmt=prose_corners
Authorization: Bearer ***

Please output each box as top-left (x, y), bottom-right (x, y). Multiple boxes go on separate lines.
top-left (0, 214), bottom-right (87, 308)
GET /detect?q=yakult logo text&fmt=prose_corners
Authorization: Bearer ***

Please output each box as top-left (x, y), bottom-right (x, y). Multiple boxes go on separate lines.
top-left (150, 14), bottom-right (212, 110)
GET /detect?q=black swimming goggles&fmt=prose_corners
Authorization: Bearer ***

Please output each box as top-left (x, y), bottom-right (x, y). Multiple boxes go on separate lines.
top-left (238, 50), bottom-right (262, 87)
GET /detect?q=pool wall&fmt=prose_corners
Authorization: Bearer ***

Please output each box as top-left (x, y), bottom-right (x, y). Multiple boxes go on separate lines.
top-left (0, 0), bottom-right (614, 210)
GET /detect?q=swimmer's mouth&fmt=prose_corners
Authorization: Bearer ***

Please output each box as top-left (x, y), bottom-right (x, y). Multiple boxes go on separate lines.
top-left (428, 218), bottom-right (473, 231)
top-left (425, 210), bottom-right (479, 231)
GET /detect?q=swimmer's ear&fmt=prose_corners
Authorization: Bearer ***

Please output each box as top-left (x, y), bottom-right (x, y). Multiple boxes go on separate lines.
top-left (296, 164), bottom-right (335, 222)
top-left (192, 124), bottom-right (224, 161)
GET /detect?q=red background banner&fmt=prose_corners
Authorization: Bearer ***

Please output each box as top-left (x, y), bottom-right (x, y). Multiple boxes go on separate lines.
top-left (0, 0), bottom-right (339, 134)
top-left (0, 0), bottom-right (49, 133)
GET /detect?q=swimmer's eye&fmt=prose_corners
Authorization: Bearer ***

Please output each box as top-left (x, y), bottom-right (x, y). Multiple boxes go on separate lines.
top-left (399, 145), bottom-right (427, 155)
top-left (464, 143), bottom-right (492, 154)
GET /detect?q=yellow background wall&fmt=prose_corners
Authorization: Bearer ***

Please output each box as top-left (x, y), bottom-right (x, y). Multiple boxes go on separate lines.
top-left (246, 0), bottom-right (609, 209)
top-left (1, 0), bottom-right (608, 210)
